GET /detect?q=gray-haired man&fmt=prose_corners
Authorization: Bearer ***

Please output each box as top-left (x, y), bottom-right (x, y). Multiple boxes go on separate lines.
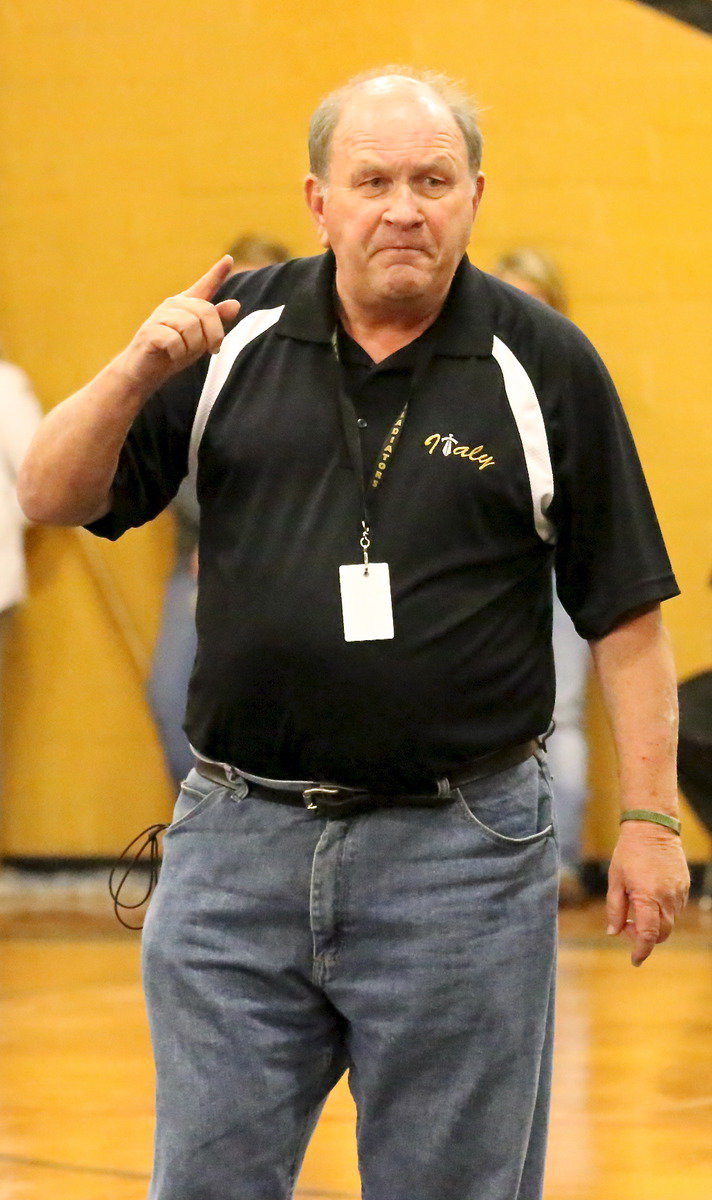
top-left (20, 68), bottom-right (688, 1200)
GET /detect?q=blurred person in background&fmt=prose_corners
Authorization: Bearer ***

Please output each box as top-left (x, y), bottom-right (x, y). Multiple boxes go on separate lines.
top-left (495, 249), bottom-right (590, 905)
top-left (148, 234), bottom-right (290, 786)
top-left (0, 351), bottom-right (42, 822)
top-left (225, 233), bottom-right (292, 273)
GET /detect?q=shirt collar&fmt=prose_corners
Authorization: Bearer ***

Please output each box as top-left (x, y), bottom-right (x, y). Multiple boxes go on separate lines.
top-left (276, 250), bottom-right (494, 358)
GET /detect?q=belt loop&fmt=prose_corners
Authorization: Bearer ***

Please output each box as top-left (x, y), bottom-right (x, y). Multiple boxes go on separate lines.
top-left (436, 776), bottom-right (451, 798)
top-left (536, 721), bottom-right (555, 749)
top-left (534, 723), bottom-right (555, 764)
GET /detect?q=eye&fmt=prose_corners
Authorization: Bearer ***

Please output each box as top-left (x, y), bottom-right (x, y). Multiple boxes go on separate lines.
top-left (420, 176), bottom-right (449, 196)
top-left (358, 176), bottom-right (388, 195)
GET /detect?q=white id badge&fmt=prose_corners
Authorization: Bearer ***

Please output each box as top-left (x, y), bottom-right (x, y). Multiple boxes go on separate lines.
top-left (339, 562), bottom-right (395, 642)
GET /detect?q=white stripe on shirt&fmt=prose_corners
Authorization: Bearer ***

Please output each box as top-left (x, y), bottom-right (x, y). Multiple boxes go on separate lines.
top-left (491, 335), bottom-right (556, 543)
top-left (188, 306), bottom-right (284, 479)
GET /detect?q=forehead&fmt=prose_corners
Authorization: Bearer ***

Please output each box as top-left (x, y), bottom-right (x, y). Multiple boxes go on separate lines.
top-left (330, 81), bottom-right (467, 167)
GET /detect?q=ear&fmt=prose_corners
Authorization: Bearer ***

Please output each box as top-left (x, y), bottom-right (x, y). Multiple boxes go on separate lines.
top-left (471, 173), bottom-right (486, 220)
top-left (304, 174), bottom-right (331, 248)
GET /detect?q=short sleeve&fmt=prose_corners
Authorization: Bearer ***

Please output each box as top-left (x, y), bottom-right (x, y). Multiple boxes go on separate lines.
top-left (548, 328), bottom-right (679, 639)
top-left (86, 357), bottom-right (208, 542)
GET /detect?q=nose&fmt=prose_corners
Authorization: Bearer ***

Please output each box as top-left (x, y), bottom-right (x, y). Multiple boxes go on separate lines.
top-left (383, 184), bottom-right (424, 228)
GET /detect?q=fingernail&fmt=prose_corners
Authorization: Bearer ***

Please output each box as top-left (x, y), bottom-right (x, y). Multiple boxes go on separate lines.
top-left (606, 924), bottom-right (616, 935)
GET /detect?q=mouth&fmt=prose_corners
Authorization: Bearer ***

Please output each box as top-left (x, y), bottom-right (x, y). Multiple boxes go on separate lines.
top-left (373, 245), bottom-right (428, 258)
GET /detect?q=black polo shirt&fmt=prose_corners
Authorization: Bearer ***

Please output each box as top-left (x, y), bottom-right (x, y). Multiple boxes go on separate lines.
top-left (90, 252), bottom-right (678, 789)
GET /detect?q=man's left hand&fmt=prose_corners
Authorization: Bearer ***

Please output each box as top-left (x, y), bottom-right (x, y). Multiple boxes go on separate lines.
top-left (606, 820), bottom-right (690, 966)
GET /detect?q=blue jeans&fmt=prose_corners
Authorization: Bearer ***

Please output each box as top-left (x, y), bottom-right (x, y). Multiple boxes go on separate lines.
top-left (142, 755), bottom-right (559, 1200)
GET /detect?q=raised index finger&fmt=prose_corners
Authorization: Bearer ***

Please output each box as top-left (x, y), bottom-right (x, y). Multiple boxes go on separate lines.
top-left (183, 255), bottom-right (235, 301)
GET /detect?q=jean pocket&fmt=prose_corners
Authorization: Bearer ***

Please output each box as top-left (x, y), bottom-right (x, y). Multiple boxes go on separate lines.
top-left (166, 768), bottom-right (228, 834)
top-left (455, 757), bottom-right (554, 846)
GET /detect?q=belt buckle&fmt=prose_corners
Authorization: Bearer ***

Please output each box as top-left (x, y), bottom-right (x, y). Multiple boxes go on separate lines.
top-left (302, 785), bottom-right (342, 812)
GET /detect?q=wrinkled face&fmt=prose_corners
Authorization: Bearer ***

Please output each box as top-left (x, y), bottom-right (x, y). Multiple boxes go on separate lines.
top-left (305, 80), bottom-right (485, 318)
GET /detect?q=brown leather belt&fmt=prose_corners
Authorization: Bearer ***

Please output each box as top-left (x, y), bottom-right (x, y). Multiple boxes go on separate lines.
top-left (194, 738), bottom-right (539, 819)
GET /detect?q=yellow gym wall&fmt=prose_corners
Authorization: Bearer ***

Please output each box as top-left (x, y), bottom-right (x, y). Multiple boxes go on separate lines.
top-left (0, 0), bottom-right (709, 859)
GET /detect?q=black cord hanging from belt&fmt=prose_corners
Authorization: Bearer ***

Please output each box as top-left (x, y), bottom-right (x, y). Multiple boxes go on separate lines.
top-left (108, 823), bottom-right (167, 930)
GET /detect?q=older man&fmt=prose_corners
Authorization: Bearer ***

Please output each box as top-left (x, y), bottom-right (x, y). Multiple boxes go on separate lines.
top-left (20, 68), bottom-right (688, 1200)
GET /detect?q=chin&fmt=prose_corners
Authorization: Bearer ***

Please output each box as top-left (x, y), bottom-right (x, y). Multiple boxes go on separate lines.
top-left (377, 265), bottom-right (431, 301)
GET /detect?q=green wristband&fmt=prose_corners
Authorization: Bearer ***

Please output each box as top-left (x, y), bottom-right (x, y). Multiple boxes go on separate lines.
top-left (620, 809), bottom-right (681, 835)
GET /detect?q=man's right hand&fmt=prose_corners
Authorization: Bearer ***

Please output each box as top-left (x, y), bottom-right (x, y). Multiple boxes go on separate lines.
top-left (114, 256), bottom-right (241, 395)
top-left (18, 256), bottom-right (241, 527)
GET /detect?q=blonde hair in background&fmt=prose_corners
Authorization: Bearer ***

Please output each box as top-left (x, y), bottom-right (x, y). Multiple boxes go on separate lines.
top-left (494, 248), bottom-right (568, 315)
top-left (225, 233), bottom-right (290, 269)
top-left (308, 65), bottom-right (483, 181)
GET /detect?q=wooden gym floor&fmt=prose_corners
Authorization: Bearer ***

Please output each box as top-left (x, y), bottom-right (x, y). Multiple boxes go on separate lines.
top-left (0, 871), bottom-right (710, 1199)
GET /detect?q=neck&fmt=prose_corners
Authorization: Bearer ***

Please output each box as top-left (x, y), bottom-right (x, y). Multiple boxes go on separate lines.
top-left (336, 288), bottom-right (445, 363)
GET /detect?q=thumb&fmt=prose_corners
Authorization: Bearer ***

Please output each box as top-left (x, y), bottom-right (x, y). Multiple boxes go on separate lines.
top-left (606, 877), bottom-right (628, 936)
top-left (215, 298), bottom-right (241, 333)
top-left (184, 255), bottom-right (235, 301)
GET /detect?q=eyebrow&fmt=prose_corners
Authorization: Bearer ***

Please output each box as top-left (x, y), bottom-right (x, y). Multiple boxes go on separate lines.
top-left (350, 155), bottom-right (455, 180)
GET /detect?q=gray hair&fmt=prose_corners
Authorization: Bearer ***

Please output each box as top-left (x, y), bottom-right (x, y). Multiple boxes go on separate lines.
top-left (308, 66), bottom-right (483, 180)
